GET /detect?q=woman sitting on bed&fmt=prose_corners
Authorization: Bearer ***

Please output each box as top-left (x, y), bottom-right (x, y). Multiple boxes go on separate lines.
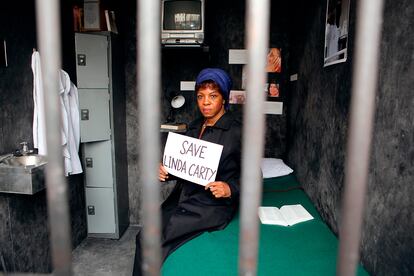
top-left (133, 68), bottom-right (242, 275)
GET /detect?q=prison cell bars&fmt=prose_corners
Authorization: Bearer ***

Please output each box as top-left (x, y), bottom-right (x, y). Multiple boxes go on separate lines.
top-left (35, 0), bottom-right (72, 275)
top-left (137, 0), bottom-right (162, 275)
top-left (337, 0), bottom-right (384, 275)
top-left (27, 0), bottom-right (384, 275)
top-left (238, 0), bottom-right (270, 275)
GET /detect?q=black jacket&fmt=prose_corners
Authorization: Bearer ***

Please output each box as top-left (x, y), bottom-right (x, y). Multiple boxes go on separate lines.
top-left (160, 112), bottom-right (242, 261)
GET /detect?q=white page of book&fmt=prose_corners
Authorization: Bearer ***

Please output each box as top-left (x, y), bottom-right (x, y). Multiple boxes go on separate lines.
top-left (280, 204), bottom-right (313, 226)
top-left (258, 207), bottom-right (288, 226)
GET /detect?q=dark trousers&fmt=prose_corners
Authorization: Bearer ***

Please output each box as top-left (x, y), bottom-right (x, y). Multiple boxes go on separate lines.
top-left (132, 186), bottom-right (181, 276)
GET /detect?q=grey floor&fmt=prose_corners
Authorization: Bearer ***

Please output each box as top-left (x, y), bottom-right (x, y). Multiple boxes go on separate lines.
top-left (72, 226), bottom-right (139, 276)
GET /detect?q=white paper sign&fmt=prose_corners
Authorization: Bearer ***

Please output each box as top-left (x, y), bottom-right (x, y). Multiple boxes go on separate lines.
top-left (163, 132), bottom-right (223, 186)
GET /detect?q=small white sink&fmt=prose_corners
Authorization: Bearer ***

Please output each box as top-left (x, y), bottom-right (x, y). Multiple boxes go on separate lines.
top-left (1, 155), bottom-right (47, 167)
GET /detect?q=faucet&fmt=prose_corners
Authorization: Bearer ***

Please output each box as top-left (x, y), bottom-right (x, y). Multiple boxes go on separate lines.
top-left (20, 142), bottom-right (32, 155)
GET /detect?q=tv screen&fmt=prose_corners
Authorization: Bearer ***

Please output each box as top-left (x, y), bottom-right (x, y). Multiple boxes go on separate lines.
top-left (163, 1), bottom-right (202, 31)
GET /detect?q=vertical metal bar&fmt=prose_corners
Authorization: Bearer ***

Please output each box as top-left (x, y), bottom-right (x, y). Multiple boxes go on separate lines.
top-left (137, 0), bottom-right (161, 275)
top-left (35, 0), bottom-right (72, 275)
top-left (238, 0), bottom-right (270, 275)
top-left (337, 0), bottom-right (384, 275)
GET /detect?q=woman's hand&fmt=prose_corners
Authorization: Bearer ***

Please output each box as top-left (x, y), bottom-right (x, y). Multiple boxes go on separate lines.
top-left (159, 164), bottom-right (169, 182)
top-left (205, 181), bottom-right (231, 198)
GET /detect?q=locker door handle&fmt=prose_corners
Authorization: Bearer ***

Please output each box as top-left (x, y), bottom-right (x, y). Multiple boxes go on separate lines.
top-left (87, 205), bottom-right (95, 215)
top-left (77, 54), bottom-right (86, 66)
top-left (85, 157), bottom-right (93, 168)
top-left (81, 109), bottom-right (89, 120)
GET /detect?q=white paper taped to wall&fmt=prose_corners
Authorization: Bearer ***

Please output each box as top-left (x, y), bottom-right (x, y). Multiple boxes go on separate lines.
top-left (264, 101), bottom-right (283, 115)
top-left (180, 81), bottom-right (196, 91)
top-left (229, 49), bottom-right (247, 64)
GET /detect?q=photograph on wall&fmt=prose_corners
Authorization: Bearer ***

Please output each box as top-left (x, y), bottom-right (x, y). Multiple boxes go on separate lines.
top-left (266, 80), bottom-right (280, 99)
top-left (266, 48), bottom-right (282, 73)
top-left (229, 90), bottom-right (246, 105)
top-left (241, 48), bottom-right (282, 89)
top-left (265, 74), bottom-right (282, 101)
top-left (324, 0), bottom-right (350, 66)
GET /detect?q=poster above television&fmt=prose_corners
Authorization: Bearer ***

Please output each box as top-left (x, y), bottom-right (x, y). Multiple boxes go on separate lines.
top-left (161, 0), bottom-right (205, 46)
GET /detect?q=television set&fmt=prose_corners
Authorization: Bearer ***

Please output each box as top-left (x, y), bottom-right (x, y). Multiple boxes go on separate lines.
top-left (161, 0), bottom-right (205, 46)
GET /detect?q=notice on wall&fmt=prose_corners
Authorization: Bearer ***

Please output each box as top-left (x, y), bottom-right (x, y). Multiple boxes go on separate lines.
top-left (180, 81), bottom-right (196, 91)
top-left (163, 132), bottom-right (223, 186)
top-left (264, 101), bottom-right (283, 115)
top-left (229, 49), bottom-right (247, 64)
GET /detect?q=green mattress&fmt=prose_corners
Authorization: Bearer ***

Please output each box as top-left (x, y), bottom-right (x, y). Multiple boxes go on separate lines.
top-left (162, 174), bottom-right (369, 276)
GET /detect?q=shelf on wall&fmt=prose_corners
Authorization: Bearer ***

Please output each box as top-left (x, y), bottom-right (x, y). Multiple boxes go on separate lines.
top-left (162, 44), bottom-right (209, 52)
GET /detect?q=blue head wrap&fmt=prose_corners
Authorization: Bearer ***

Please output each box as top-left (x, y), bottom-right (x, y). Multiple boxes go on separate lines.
top-left (195, 68), bottom-right (233, 110)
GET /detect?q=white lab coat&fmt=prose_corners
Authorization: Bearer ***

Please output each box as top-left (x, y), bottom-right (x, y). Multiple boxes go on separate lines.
top-left (60, 70), bottom-right (83, 176)
top-left (31, 51), bottom-right (47, 155)
top-left (31, 51), bottom-right (83, 176)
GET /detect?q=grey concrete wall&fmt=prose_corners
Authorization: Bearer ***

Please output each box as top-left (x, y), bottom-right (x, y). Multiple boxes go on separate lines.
top-left (286, 0), bottom-right (414, 275)
top-left (361, 0), bottom-right (414, 274)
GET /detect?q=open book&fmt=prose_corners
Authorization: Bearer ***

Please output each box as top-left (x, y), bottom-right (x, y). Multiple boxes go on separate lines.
top-left (258, 204), bottom-right (314, 226)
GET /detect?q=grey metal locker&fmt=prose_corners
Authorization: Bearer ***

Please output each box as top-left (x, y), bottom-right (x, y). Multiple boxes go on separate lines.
top-left (79, 88), bottom-right (111, 142)
top-left (85, 187), bottom-right (116, 234)
top-left (83, 140), bottom-right (114, 188)
top-left (75, 33), bottom-right (109, 89)
top-left (75, 32), bottom-right (129, 239)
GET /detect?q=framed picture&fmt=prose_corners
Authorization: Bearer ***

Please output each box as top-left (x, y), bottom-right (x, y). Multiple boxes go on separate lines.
top-left (324, 0), bottom-right (350, 67)
top-left (83, 1), bottom-right (102, 31)
top-left (229, 90), bottom-right (246, 105)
